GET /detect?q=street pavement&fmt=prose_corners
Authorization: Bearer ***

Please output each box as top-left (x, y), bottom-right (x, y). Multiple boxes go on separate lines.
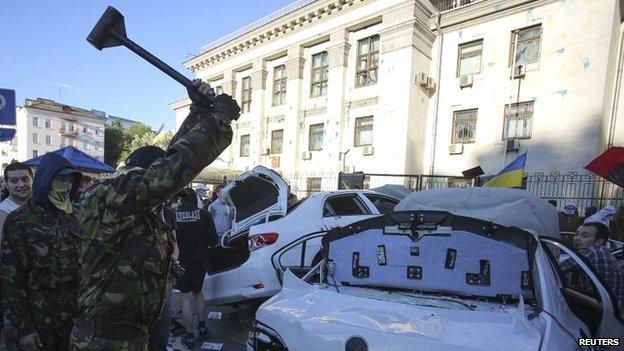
top-left (168, 291), bottom-right (257, 351)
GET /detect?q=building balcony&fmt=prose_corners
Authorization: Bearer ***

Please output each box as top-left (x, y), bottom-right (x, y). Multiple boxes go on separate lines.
top-left (59, 129), bottom-right (78, 138)
top-left (434, 0), bottom-right (484, 12)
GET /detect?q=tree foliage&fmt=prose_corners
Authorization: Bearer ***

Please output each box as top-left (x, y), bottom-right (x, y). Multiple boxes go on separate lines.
top-left (104, 122), bottom-right (173, 168)
top-left (104, 121), bottom-right (125, 167)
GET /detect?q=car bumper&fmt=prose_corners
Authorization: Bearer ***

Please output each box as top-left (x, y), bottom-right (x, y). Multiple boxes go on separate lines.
top-left (203, 250), bottom-right (281, 305)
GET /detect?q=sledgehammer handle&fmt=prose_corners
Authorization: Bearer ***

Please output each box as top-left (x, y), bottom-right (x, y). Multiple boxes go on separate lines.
top-left (109, 31), bottom-right (210, 99)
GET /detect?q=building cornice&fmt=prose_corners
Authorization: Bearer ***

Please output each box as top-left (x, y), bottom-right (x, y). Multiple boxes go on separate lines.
top-left (431, 0), bottom-right (558, 32)
top-left (185, 0), bottom-right (371, 72)
top-left (20, 106), bottom-right (107, 123)
top-left (169, 97), bottom-right (192, 111)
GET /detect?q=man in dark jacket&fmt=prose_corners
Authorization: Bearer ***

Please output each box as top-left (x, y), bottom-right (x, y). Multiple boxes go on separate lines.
top-left (69, 80), bottom-right (239, 351)
top-left (175, 188), bottom-right (217, 348)
top-left (0, 154), bottom-right (84, 351)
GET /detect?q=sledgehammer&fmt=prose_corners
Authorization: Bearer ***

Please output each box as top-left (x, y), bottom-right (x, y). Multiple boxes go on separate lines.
top-left (87, 6), bottom-right (212, 102)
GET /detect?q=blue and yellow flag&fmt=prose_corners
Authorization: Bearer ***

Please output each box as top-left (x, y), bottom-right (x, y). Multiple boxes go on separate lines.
top-left (483, 152), bottom-right (527, 188)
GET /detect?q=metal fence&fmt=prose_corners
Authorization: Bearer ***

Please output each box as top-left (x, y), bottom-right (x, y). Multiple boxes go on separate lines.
top-left (280, 170), bottom-right (622, 213)
top-left (523, 171), bottom-right (624, 211)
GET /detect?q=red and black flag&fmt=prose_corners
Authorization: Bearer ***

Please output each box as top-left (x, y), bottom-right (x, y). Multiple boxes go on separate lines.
top-left (585, 147), bottom-right (624, 188)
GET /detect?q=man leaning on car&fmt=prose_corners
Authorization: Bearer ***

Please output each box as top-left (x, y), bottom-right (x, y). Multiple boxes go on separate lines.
top-left (561, 222), bottom-right (624, 310)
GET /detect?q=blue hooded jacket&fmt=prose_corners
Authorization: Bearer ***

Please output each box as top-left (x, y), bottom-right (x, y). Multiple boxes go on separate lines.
top-left (32, 153), bottom-right (83, 207)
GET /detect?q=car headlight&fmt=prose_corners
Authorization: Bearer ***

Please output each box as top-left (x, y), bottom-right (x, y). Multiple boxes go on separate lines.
top-left (247, 320), bottom-right (288, 351)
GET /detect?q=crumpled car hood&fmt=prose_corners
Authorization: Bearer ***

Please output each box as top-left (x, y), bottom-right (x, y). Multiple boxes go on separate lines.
top-left (256, 271), bottom-right (545, 351)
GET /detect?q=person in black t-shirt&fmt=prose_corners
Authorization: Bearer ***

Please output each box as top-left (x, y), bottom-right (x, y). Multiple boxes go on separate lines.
top-left (174, 188), bottom-right (218, 348)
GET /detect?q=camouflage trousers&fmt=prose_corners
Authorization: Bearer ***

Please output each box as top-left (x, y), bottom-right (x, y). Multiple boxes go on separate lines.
top-left (69, 318), bottom-right (148, 351)
top-left (37, 322), bottom-right (73, 351)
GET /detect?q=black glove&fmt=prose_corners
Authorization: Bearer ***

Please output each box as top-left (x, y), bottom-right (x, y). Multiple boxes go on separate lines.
top-left (212, 94), bottom-right (241, 121)
top-left (187, 79), bottom-right (214, 109)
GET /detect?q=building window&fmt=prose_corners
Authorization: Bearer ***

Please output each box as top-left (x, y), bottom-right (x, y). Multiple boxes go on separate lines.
top-left (240, 134), bottom-right (250, 157)
top-left (95, 128), bottom-right (99, 136)
top-left (307, 177), bottom-right (322, 194)
top-left (272, 65), bottom-right (287, 106)
top-left (311, 51), bottom-right (329, 97)
top-left (308, 123), bottom-right (324, 151)
top-left (241, 77), bottom-right (252, 113)
top-left (69, 123), bottom-right (75, 132)
top-left (354, 116), bottom-right (374, 146)
top-left (32, 133), bottom-right (39, 144)
top-left (45, 119), bottom-right (51, 128)
top-left (83, 141), bottom-right (88, 150)
top-left (510, 25), bottom-right (542, 67)
top-left (45, 135), bottom-right (51, 145)
top-left (83, 126), bottom-right (87, 133)
top-left (457, 39), bottom-right (483, 77)
top-left (61, 137), bottom-right (67, 147)
top-left (452, 109), bottom-right (478, 144)
top-left (32, 150), bottom-right (38, 158)
top-left (32, 117), bottom-right (39, 127)
top-left (215, 86), bottom-right (223, 95)
top-left (503, 101), bottom-right (534, 140)
top-left (356, 35), bottom-right (380, 87)
top-left (270, 129), bottom-right (283, 154)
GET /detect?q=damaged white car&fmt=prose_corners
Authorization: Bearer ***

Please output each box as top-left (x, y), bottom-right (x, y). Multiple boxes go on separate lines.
top-left (204, 166), bottom-right (400, 305)
top-left (249, 188), bottom-right (624, 351)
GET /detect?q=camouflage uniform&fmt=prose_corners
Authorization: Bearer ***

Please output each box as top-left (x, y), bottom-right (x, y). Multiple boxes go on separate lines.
top-left (0, 201), bottom-right (83, 350)
top-left (70, 105), bottom-right (233, 351)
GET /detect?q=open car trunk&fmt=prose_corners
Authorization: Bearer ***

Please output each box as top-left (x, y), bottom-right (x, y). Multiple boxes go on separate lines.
top-left (206, 166), bottom-right (288, 274)
top-left (321, 210), bottom-right (538, 303)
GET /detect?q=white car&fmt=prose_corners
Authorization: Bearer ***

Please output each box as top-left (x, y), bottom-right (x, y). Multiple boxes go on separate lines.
top-left (203, 166), bottom-right (400, 305)
top-left (250, 188), bottom-right (624, 351)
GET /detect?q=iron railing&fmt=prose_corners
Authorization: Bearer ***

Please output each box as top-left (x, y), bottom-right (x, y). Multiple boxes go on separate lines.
top-left (434, 0), bottom-right (483, 12)
top-left (196, 0), bottom-right (320, 56)
top-left (523, 171), bottom-right (624, 211)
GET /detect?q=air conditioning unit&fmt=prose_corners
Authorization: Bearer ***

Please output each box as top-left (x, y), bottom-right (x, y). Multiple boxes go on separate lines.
top-left (361, 145), bottom-right (374, 155)
top-left (511, 65), bottom-right (526, 79)
top-left (415, 72), bottom-right (428, 86)
top-left (426, 77), bottom-right (436, 91)
top-left (301, 151), bottom-right (312, 160)
top-left (344, 165), bottom-right (355, 173)
top-left (459, 75), bottom-right (473, 89)
top-left (448, 143), bottom-right (464, 155)
top-left (270, 156), bottom-right (280, 169)
top-left (506, 138), bottom-right (520, 152)
top-left (260, 148), bottom-right (270, 155)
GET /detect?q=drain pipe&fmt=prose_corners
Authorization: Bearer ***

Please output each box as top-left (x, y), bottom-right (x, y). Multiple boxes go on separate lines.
top-left (607, 30), bottom-right (624, 148)
top-left (429, 11), bottom-right (443, 175)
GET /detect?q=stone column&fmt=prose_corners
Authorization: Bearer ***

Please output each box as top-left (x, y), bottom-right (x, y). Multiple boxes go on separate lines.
top-left (250, 59), bottom-right (268, 166)
top-left (326, 29), bottom-right (351, 172)
top-left (281, 45), bottom-right (306, 177)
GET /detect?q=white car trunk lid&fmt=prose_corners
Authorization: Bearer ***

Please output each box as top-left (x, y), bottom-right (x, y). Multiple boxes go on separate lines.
top-left (222, 166), bottom-right (288, 239)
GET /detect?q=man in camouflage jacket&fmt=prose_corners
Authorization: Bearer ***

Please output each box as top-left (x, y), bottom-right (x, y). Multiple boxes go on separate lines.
top-left (0, 154), bottom-right (85, 351)
top-left (70, 80), bottom-right (239, 351)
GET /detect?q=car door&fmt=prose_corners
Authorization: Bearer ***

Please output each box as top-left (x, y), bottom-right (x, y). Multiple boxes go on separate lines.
top-left (541, 238), bottom-right (624, 342)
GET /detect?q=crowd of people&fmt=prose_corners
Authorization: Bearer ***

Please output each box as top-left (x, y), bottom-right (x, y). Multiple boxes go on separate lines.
top-left (0, 79), bottom-right (241, 351)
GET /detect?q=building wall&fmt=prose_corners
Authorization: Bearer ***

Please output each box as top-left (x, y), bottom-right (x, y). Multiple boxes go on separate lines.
top-left (428, 0), bottom-right (620, 176)
top-left (172, 0), bottom-right (437, 191)
top-left (13, 104), bottom-right (105, 162)
top-left (171, 0), bottom-right (623, 189)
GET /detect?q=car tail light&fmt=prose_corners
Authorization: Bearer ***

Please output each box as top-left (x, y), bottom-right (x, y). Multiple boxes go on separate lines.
top-left (249, 233), bottom-right (279, 252)
top-left (253, 283), bottom-right (265, 289)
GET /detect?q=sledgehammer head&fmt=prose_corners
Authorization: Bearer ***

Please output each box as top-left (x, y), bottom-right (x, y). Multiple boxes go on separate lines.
top-left (87, 6), bottom-right (127, 50)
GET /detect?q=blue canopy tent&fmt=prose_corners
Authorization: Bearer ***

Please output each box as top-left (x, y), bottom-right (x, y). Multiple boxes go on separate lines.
top-left (25, 146), bottom-right (115, 174)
